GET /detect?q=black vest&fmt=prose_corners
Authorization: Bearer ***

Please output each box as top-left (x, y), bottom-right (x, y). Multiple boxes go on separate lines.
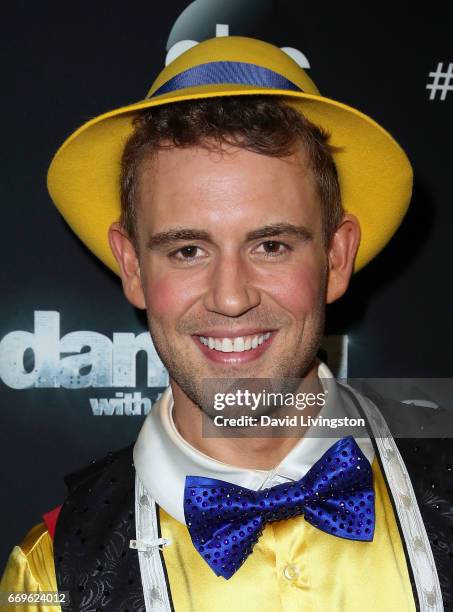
top-left (54, 404), bottom-right (453, 611)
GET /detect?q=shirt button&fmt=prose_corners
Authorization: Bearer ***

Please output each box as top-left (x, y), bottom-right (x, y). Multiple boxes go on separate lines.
top-left (283, 564), bottom-right (300, 580)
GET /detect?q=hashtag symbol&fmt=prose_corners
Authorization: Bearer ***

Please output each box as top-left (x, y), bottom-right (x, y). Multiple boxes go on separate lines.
top-left (426, 62), bottom-right (453, 101)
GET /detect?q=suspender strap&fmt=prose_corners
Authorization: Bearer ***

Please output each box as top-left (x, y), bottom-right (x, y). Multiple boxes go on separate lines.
top-left (340, 383), bottom-right (443, 611)
top-left (133, 475), bottom-right (174, 612)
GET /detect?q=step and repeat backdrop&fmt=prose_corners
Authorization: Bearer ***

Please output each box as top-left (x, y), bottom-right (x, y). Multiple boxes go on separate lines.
top-left (1, 0), bottom-right (451, 566)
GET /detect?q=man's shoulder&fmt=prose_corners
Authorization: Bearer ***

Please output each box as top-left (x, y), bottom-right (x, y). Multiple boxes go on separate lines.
top-left (341, 381), bottom-right (452, 439)
top-left (343, 383), bottom-right (453, 603)
top-left (19, 522), bottom-right (50, 556)
top-left (341, 381), bottom-right (453, 499)
top-left (63, 443), bottom-right (135, 494)
top-left (0, 446), bottom-right (137, 598)
top-left (0, 522), bottom-right (57, 593)
top-left (53, 444), bottom-right (140, 607)
top-left (55, 443), bottom-right (137, 550)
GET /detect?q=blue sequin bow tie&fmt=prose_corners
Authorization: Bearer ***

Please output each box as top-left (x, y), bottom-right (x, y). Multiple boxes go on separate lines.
top-left (184, 436), bottom-right (375, 579)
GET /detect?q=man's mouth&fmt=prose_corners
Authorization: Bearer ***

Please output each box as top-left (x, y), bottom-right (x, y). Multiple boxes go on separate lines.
top-left (192, 330), bottom-right (276, 363)
top-left (199, 331), bottom-right (271, 352)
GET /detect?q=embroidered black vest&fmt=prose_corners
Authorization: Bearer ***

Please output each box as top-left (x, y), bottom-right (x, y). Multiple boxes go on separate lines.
top-left (54, 445), bottom-right (148, 612)
top-left (54, 409), bottom-right (453, 611)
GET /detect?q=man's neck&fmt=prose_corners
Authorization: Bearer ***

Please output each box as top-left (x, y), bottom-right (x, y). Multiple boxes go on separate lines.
top-left (170, 363), bottom-right (323, 470)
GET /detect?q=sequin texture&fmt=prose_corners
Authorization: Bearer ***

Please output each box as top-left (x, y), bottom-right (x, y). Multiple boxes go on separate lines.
top-left (184, 436), bottom-right (375, 579)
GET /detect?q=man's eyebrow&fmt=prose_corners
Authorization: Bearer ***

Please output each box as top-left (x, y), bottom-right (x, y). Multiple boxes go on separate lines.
top-left (245, 223), bottom-right (313, 242)
top-left (146, 229), bottom-right (212, 250)
top-left (145, 223), bottom-right (313, 250)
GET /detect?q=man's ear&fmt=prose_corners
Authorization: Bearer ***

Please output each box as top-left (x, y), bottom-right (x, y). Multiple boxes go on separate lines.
top-left (326, 214), bottom-right (361, 304)
top-left (108, 222), bottom-right (146, 310)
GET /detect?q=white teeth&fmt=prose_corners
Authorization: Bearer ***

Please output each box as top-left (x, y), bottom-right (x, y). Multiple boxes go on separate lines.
top-left (199, 332), bottom-right (273, 353)
top-left (221, 338), bottom-right (234, 352)
top-left (233, 337), bottom-right (245, 352)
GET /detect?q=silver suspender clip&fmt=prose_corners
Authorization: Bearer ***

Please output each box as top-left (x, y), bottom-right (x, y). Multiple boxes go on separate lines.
top-left (129, 537), bottom-right (172, 552)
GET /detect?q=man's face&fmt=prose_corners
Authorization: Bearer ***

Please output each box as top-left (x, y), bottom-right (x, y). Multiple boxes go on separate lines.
top-left (130, 143), bottom-right (333, 410)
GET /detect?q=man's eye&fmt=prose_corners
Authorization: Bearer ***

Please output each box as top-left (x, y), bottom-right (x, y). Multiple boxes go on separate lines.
top-left (255, 241), bottom-right (291, 257)
top-left (170, 245), bottom-right (205, 262)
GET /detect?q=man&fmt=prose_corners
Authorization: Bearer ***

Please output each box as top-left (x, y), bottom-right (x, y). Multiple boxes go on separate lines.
top-left (1, 36), bottom-right (451, 611)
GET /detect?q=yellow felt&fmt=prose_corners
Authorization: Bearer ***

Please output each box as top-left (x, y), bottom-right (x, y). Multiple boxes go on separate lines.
top-left (47, 36), bottom-right (413, 276)
top-left (160, 457), bottom-right (416, 611)
top-left (147, 36), bottom-right (320, 97)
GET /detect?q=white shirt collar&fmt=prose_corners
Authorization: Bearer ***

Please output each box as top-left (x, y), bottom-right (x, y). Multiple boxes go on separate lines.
top-left (133, 362), bottom-right (374, 524)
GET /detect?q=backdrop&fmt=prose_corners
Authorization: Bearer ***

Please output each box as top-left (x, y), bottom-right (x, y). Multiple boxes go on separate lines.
top-left (1, 0), bottom-right (452, 568)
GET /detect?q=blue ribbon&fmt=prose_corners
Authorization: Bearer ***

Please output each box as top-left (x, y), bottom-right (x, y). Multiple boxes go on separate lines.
top-left (149, 61), bottom-right (303, 98)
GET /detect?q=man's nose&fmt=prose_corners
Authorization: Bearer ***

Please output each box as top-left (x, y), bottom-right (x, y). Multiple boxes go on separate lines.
top-left (202, 253), bottom-right (261, 317)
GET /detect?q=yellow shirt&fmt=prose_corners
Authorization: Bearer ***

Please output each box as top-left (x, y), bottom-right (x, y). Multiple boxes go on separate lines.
top-left (0, 458), bottom-right (416, 612)
top-left (0, 523), bottom-right (58, 612)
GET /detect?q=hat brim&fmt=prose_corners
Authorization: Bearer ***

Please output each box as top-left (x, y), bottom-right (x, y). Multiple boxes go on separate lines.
top-left (47, 85), bottom-right (412, 275)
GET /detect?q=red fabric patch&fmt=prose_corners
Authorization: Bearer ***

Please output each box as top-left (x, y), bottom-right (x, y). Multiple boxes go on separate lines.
top-left (42, 505), bottom-right (63, 540)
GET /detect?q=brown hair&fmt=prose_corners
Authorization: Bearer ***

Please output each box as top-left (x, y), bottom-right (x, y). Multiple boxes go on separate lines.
top-left (120, 95), bottom-right (343, 251)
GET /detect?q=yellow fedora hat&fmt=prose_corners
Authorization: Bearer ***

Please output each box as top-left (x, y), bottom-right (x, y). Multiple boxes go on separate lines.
top-left (47, 36), bottom-right (413, 275)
